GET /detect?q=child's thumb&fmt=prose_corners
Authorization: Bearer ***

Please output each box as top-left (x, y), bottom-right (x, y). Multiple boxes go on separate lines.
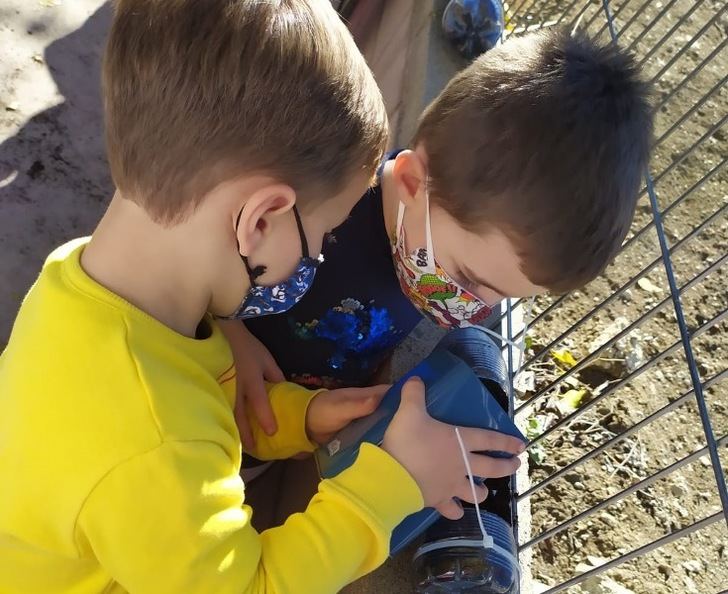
top-left (399, 376), bottom-right (426, 411)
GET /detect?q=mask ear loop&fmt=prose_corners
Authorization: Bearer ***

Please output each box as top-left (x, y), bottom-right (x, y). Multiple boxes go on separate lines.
top-left (234, 206), bottom-right (267, 282)
top-left (395, 182), bottom-right (436, 275)
top-left (395, 201), bottom-right (406, 244)
top-left (423, 185), bottom-right (437, 272)
top-left (291, 205), bottom-right (310, 259)
top-left (237, 204), bottom-right (311, 284)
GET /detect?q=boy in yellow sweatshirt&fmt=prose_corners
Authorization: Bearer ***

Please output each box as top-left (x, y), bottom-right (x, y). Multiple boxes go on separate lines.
top-left (0, 1), bottom-right (524, 593)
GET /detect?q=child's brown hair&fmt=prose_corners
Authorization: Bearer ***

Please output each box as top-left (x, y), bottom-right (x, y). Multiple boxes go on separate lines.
top-left (103, 0), bottom-right (388, 224)
top-left (414, 29), bottom-right (653, 293)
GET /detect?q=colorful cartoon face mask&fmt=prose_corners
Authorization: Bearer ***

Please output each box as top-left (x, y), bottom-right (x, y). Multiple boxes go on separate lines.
top-left (219, 205), bottom-right (323, 320)
top-left (391, 191), bottom-right (495, 329)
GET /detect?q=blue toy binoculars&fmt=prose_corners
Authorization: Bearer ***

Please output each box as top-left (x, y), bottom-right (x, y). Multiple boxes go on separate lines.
top-left (315, 326), bottom-right (527, 556)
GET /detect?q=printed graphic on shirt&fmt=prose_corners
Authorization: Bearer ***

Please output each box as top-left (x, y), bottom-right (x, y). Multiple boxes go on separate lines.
top-left (291, 298), bottom-right (404, 378)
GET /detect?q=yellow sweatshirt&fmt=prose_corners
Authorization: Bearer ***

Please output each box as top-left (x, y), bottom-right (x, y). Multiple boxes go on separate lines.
top-left (0, 239), bottom-right (423, 594)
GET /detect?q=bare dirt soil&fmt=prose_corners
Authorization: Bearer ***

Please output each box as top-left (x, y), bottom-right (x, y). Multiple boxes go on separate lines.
top-left (508, 1), bottom-right (728, 593)
top-left (0, 1), bottom-right (112, 345)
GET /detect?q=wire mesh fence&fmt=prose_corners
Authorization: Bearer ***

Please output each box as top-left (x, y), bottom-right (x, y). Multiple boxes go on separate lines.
top-left (501, 1), bottom-right (728, 592)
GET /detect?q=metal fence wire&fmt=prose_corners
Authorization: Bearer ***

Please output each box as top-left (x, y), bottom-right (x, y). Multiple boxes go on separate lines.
top-left (499, 1), bottom-right (728, 593)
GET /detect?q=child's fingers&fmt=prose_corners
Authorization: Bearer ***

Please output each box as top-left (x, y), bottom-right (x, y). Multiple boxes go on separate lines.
top-left (435, 498), bottom-right (465, 521)
top-left (233, 381), bottom-right (255, 450)
top-left (455, 480), bottom-right (488, 505)
top-left (468, 452), bottom-right (521, 479)
top-left (235, 405), bottom-right (255, 452)
top-left (461, 427), bottom-right (526, 456)
top-left (262, 354), bottom-right (285, 384)
top-left (247, 378), bottom-right (277, 436)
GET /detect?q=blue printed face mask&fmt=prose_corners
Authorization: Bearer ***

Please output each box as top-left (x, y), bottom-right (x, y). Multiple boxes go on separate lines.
top-left (218, 206), bottom-right (323, 320)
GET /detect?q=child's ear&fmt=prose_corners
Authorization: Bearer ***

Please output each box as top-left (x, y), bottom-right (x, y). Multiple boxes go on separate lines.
top-left (392, 150), bottom-right (427, 207)
top-left (235, 183), bottom-right (296, 256)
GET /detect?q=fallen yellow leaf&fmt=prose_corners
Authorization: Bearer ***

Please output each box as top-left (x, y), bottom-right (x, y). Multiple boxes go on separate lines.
top-left (551, 348), bottom-right (577, 368)
top-left (559, 388), bottom-right (587, 412)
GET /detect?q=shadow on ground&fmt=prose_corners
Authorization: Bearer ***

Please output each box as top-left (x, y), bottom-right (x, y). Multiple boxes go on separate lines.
top-left (0, 2), bottom-right (112, 342)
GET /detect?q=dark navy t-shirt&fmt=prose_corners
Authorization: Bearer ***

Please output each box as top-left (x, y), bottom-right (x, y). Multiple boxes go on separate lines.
top-left (245, 164), bottom-right (422, 389)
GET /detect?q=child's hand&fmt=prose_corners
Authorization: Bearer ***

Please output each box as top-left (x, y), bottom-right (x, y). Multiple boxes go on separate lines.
top-left (218, 319), bottom-right (284, 450)
top-left (306, 384), bottom-right (390, 445)
top-left (382, 377), bottom-right (525, 520)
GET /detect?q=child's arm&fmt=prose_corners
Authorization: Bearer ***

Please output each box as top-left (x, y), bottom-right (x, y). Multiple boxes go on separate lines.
top-left (242, 380), bottom-right (389, 461)
top-left (77, 440), bottom-right (418, 593)
top-left (76, 380), bottom-right (524, 594)
top-left (75, 386), bottom-right (419, 594)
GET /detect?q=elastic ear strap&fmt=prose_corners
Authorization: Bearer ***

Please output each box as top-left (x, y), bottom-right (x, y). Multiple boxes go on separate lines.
top-left (396, 200), bottom-right (406, 240)
top-left (234, 207), bottom-right (245, 234)
top-left (292, 206), bottom-right (310, 257)
top-left (241, 256), bottom-right (266, 281)
top-left (424, 188), bottom-right (435, 269)
top-left (234, 206), bottom-right (267, 281)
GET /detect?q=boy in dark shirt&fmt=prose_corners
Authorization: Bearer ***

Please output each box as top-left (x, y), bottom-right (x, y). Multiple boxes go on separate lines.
top-left (223, 29), bottom-right (653, 453)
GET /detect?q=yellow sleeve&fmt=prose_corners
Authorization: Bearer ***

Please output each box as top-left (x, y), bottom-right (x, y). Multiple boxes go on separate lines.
top-left (244, 381), bottom-right (321, 461)
top-left (77, 440), bottom-right (423, 594)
